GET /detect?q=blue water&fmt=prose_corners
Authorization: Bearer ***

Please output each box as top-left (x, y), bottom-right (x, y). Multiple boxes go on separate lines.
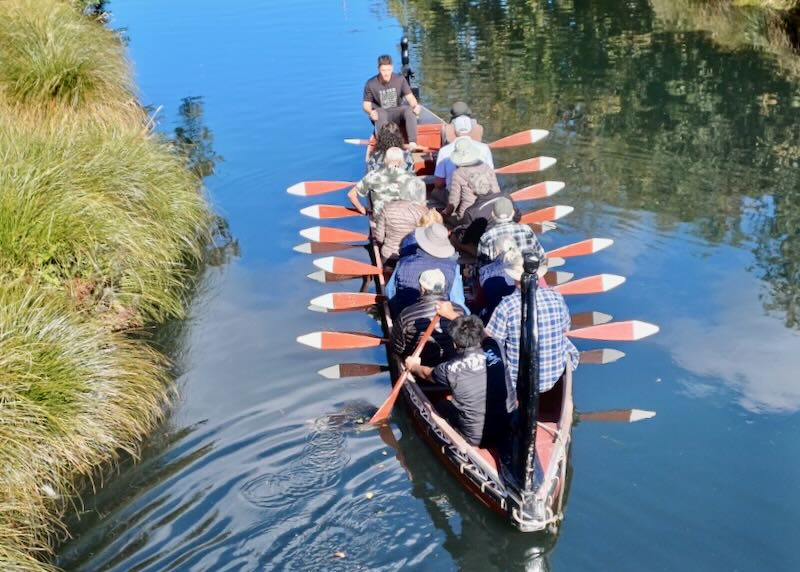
top-left (57, 1), bottom-right (800, 570)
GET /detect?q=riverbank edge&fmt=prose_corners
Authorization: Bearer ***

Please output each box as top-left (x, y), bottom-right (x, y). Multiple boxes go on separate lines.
top-left (0, 2), bottom-right (217, 571)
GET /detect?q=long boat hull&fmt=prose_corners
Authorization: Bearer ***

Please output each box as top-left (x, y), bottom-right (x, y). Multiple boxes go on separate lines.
top-left (367, 107), bottom-right (574, 532)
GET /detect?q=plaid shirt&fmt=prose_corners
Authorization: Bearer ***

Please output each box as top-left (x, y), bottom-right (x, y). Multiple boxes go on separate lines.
top-left (477, 221), bottom-right (545, 266)
top-left (486, 287), bottom-right (579, 392)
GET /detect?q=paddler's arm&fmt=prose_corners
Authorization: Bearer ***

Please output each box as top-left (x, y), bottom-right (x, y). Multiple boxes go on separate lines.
top-left (404, 356), bottom-right (433, 380)
top-left (404, 92), bottom-right (421, 116)
top-left (347, 186), bottom-right (368, 216)
top-left (363, 100), bottom-right (379, 122)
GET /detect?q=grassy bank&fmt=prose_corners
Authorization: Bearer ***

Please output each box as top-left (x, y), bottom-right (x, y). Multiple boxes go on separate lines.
top-left (0, 1), bottom-right (215, 570)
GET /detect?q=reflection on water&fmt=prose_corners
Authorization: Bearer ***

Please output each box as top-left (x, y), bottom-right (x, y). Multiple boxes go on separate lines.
top-left (390, 0), bottom-right (800, 331)
top-left (56, 0), bottom-right (800, 570)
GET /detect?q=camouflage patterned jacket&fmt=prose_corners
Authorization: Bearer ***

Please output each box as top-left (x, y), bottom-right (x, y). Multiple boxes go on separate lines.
top-left (354, 165), bottom-right (418, 215)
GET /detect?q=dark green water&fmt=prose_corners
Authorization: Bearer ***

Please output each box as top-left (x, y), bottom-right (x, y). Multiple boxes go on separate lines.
top-left (57, 1), bottom-right (800, 570)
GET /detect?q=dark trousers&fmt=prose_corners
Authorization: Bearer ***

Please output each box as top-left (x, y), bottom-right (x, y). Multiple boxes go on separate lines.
top-left (375, 106), bottom-right (418, 144)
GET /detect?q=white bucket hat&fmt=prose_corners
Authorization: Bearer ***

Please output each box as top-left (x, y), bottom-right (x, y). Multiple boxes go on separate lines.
top-left (414, 223), bottom-right (455, 259)
top-left (451, 137), bottom-right (482, 167)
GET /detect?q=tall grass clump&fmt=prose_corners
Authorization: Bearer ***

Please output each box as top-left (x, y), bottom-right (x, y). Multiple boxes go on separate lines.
top-left (0, 120), bottom-right (213, 323)
top-left (0, 284), bottom-right (171, 570)
top-left (0, 0), bottom-right (222, 569)
top-left (0, 0), bottom-right (144, 127)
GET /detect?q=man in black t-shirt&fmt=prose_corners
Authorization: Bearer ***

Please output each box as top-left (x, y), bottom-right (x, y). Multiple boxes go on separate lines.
top-left (405, 315), bottom-right (511, 448)
top-left (363, 54), bottom-right (421, 148)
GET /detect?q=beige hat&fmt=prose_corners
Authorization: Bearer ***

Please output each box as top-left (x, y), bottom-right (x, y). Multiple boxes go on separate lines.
top-left (491, 196), bottom-right (515, 222)
top-left (414, 223), bottom-right (455, 258)
top-left (419, 268), bottom-right (446, 294)
top-left (451, 137), bottom-right (482, 167)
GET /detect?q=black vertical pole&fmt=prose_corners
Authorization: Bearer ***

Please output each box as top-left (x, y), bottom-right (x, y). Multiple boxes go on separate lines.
top-left (513, 253), bottom-right (541, 492)
top-left (400, 35), bottom-right (418, 98)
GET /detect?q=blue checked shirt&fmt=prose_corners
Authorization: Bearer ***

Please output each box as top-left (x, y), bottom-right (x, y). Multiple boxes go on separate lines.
top-left (486, 287), bottom-right (579, 392)
top-left (477, 221), bottom-right (545, 267)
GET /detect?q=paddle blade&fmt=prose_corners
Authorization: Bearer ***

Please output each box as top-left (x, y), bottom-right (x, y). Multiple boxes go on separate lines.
top-left (313, 256), bottom-right (381, 276)
top-left (307, 270), bottom-right (363, 283)
top-left (511, 181), bottom-right (565, 201)
top-left (554, 274), bottom-right (625, 296)
top-left (297, 331), bottom-right (385, 350)
top-left (318, 363), bottom-right (388, 379)
top-left (489, 129), bottom-right (549, 149)
top-left (300, 226), bottom-right (368, 244)
top-left (344, 138), bottom-right (370, 145)
top-left (579, 348), bottom-right (626, 365)
top-left (495, 156), bottom-right (556, 175)
top-left (547, 238), bottom-right (614, 259)
top-left (571, 311), bottom-right (613, 329)
top-left (287, 180), bottom-right (355, 196)
top-left (520, 205), bottom-right (574, 224)
top-left (544, 271), bottom-right (574, 287)
top-left (568, 320), bottom-right (660, 341)
top-left (547, 257), bottom-right (566, 268)
top-left (309, 292), bottom-right (383, 310)
top-left (579, 409), bottom-right (656, 423)
top-left (529, 221), bottom-right (558, 235)
top-left (300, 204), bottom-right (363, 220)
top-left (294, 242), bottom-right (361, 255)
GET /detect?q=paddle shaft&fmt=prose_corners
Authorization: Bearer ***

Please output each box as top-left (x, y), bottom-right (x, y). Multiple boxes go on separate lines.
top-left (369, 315), bottom-right (441, 425)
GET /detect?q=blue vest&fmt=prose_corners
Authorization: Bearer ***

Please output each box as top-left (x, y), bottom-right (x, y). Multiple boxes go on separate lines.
top-left (390, 250), bottom-right (457, 316)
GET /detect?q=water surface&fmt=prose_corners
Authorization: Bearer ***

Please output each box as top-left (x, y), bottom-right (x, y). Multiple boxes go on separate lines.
top-left (57, 1), bottom-right (800, 570)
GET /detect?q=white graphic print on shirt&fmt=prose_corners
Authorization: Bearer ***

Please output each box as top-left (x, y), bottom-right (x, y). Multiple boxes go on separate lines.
top-left (379, 87), bottom-right (398, 108)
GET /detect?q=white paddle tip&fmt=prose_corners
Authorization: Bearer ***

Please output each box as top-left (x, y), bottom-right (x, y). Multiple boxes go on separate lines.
top-left (547, 256), bottom-right (565, 268)
top-left (544, 181), bottom-right (566, 195)
top-left (307, 270), bottom-right (327, 283)
top-left (300, 205), bottom-right (321, 219)
top-left (630, 409), bottom-right (657, 422)
top-left (287, 182), bottom-right (307, 196)
top-left (299, 227), bottom-right (321, 241)
top-left (294, 243), bottom-right (312, 254)
top-left (553, 205), bottom-right (574, 219)
top-left (318, 364), bottom-right (342, 378)
top-left (530, 129), bottom-right (550, 144)
top-left (631, 321), bottom-right (660, 340)
top-left (312, 256), bottom-right (336, 273)
top-left (540, 156), bottom-right (557, 171)
top-left (592, 238), bottom-right (614, 252)
top-left (601, 274), bottom-right (626, 291)
top-left (309, 293), bottom-right (335, 310)
top-left (296, 332), bottom-right (323, 348)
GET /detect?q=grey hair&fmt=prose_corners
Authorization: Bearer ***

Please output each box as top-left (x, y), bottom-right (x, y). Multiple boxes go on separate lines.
top-left (385, 146), bottom-right (404, 166)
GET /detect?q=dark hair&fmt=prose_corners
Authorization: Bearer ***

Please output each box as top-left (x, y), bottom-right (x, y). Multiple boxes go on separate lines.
top-left (449, 315), bottom-right (484, 349)
top-left (377, 54), bottom-right (393, 66)
top-left (374, 122), bottom-right (405, 156)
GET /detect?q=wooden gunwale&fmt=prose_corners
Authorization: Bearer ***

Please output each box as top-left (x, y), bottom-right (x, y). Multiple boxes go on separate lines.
top-left (364, 106), bottom-right (573, 532)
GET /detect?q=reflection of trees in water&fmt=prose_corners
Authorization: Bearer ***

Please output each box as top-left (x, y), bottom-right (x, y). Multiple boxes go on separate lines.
top-left (173, 96), bottom-right (239, 266)
top-left (389, 0), bottom-right (800, 329)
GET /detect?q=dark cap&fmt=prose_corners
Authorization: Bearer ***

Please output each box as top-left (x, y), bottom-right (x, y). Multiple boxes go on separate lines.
top-left (450, 101), bottom-right (472, 119)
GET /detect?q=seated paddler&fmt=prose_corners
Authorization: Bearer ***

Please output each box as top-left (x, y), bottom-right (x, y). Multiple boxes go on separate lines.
top-left (362, 54), bottom-right (421, 149)
top-left (374, 177), bottom-right (428, 262)
top-left (441, 100), bottom-right (484, 145)
top-left (404, 315), bottom-right (511, 448)
top-left (390, 269), bottom-right (466, 367)
top-left (484, 251), bottom-right (579, 395)
top-left (385, 222), bottom-right (467, 316)
top-left (347, 146), bottom-right (417, 216)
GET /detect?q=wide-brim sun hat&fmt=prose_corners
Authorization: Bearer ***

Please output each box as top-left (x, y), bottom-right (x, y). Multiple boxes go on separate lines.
top-left (415, 223), bottom-right (456, 259)
top-left (451, 137), bottom-right (482, 167)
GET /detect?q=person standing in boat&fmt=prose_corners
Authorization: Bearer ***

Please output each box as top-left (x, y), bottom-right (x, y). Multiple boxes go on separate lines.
top-left (391, 269), bottom-right (466, 366)
top-left (476, 197), bottom-right (544, 267)
top-left (404, 315), bottom-right (511, 448)
top-left (484, 251), bottom-right (579, 394)
top-left (347, 147), bottom-right (416, 216)
top-left (441, 101), bottom-right (484, 145)
top-left (367, 122), bottom-right (415, 173)
top-left (363, 54), bottom-right (422, 149)
top-left (385, 222), bottom-right (467, 316)
top-left (374, 177), bottom-right (429, 261)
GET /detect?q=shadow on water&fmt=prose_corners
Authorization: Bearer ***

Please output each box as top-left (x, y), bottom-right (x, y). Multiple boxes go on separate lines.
top-left (389, 0), bottom-right (800, 330)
